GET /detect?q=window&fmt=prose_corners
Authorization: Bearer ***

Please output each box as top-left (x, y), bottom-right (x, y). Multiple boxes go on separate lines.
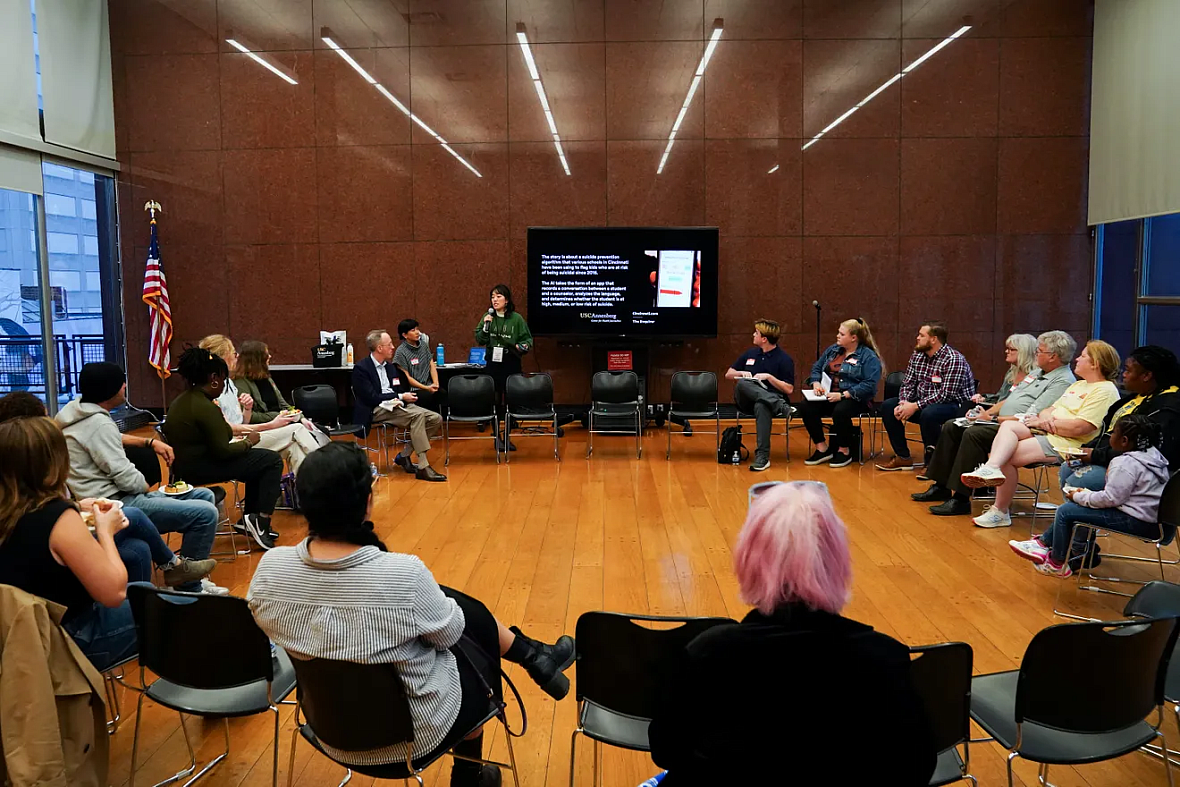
top-left (80, 199), bottom-right (96, 220)
top-left (1094, 211), bottom-right (1180, 352)
top-left (1095, 220), bottom-right (1139, 360)
top-left (83, 236), bottom-right (98, 256)
top-left (49, 270), bottom-right (79, 290)
top-left (46, 232), bottom-right (77, 254)
top-left (1146, 214), bottom-right (1180, 296)
top-left (44, 193), bottom-right (75, 216)
top-left (42, 162), bottom-right (73, 181)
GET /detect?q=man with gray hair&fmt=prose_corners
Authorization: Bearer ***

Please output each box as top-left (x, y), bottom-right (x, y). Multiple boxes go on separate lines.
top-left (352, 329), bottom-right (446, 482)
top-left (912, 330), bottom-right (1078, 516)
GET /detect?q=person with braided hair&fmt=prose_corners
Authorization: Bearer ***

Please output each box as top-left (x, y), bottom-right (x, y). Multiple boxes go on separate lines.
top-left (1060, 345), bottom-right (1180, 495)
top-left (247, 442), bottom-right (575, 786)
top-left (163, 346), bottom-right (285, 550)
top-left (1010, 414), bottom-right (1170, 576)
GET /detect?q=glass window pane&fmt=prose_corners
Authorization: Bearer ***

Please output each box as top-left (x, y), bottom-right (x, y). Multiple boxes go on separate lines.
top-left (0, 186), bottom-right (49, 410)
top-left (83, 236), bottom-right (97, 256)
top-left (1145, 304), bottom-right (1180, 350)
top-left (1097, 219), bottom-right (1139, 361)
top-left (1146, 214), bottom-right (1180, 296)
top-left (44, 193), bottom-right (75, 216)
top-left (47, 232), bottom-right (77, 254)
top-left (80, 199), bottom-right (96, 220)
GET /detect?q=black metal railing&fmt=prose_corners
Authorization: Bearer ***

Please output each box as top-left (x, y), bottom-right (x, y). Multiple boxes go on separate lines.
top-left (0, 334), bottom-right (105, 399)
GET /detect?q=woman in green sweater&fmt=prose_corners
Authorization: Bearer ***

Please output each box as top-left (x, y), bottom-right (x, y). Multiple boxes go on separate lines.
top-left (474, 284), bottom-right (533, 451)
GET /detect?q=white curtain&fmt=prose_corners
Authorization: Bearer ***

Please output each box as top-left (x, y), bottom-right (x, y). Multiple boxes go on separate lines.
top-left (0, 0), bottom-right (41, 145)
top-left (0, 144), bottom-right (42, 195)
top-left (36, 0), bottom-right (116, 159)
top-left (1088, 0), bottom-right (1180, 225)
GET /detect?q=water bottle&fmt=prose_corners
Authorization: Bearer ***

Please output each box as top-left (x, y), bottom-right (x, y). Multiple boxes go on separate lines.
top-left (436, 343), bottom-right (445, 366)
top-left (731, 449), bottom-right (740, 465)
top-left (639, 773), bottom-right (668, 787)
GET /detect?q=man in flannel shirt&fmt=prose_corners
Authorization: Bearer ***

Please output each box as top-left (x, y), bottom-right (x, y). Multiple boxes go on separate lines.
top-left (876, 322), bottom-right (976, 471)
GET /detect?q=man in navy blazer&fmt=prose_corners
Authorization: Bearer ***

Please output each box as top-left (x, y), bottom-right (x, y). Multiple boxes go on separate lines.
top-left (353, 329), bottom-right (446, 482)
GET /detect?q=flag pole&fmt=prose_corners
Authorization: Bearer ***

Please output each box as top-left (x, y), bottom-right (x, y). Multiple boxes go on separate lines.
top-left (145, 200), bottom-right (167, 413)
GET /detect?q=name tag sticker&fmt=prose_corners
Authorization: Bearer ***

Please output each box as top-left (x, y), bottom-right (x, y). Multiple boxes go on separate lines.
top-left (745, 358), bottom-right (755, 366)
top-left (931, 375), bottom-right (943, 384)
top-left (1023, 374), bottom-right (1036, 384)
top-left (410, 358), bottom-right (419, 365)
top-left (846, 358), bottom-right (858, 366)
top-left (492, 346), bottom-right (505, 363)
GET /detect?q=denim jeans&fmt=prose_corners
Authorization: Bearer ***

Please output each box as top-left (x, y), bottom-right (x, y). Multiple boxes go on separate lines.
top-left (114, 506), bottom-right (173, 583)
top-left (1046, 501), bottom-right (1158, 567)
top-left (120, 488), bottom-right (218, 561)
top-left (64, 600), bottom-right (138, 671)
top-left (734, 379), bottom-right (788, 461)
top-left (1058, 462), bottom-right (1108, 492)
top-left (880, 398), bottom-right (961, 458)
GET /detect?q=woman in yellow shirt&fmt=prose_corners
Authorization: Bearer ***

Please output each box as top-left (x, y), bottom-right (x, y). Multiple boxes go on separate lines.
top-left (960, 340), bottom-right (1121, 529)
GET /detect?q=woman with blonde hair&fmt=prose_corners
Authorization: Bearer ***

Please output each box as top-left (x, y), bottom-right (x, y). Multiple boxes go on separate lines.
top-left (648, 481), bottom-right (934, 785)
top-left (799, 318), bottom-right (884, 467)
top-left (963, 340), bottom-right (1123, 529)
top-left (971, 333), bottom-right (1039, 407)
top-left (198, 334), bottom-right (322, 474)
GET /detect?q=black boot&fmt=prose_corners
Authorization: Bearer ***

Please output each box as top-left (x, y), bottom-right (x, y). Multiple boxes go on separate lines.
top-left (504, 626), bottom-right (576, 700)
top-left (450, 735), bottom-right (501, 787)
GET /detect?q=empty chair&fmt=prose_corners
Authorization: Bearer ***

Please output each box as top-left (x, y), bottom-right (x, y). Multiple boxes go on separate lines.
top-left (568, 612), bottom-right (734, 787)
top-left (666, 371), bottom-right (720, 460)
top-left (587, 371), bottom-right (642, 459)
top-left (1124, 581), bottom-right (1180, 765)
top-left (505, 372), bottom-right (559, 462)
top-left (969, 616), bottom-right (1179, 787)
top-left (285, 656), bottom-right (520, 787)
top-left (445, 374), bottom-right (500, 465)
top-left (292, 384), bottom-right (362, 440)
top-left (909, 642), bottom-right (976, 786)
top-left (126, 583), bottom-right (296, 787)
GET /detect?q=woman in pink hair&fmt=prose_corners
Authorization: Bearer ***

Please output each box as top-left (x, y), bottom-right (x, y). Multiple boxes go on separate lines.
top-left (648, 481), bottom-right (935, 786)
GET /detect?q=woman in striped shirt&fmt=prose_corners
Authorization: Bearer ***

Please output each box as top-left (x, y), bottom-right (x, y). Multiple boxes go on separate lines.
top-left (248, 442), bottom-right (574, 787)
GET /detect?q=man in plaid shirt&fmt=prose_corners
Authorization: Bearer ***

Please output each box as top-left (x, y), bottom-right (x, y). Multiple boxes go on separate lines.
top-left (876, 322), bottom-right (976, 470)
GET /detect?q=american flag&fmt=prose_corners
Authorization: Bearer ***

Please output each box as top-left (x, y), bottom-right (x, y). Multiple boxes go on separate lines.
top-left (142, 219), bottom-right (172, 379)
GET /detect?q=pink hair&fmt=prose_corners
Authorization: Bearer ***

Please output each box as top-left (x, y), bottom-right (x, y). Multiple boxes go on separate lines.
top-left (733, 481), bottom-right (852, 615)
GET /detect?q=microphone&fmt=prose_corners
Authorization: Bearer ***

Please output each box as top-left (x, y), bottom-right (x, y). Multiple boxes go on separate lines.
top-left (488, 308), bottom-right (496, 315)
top-left (812, 300), bottom-right (821, 310)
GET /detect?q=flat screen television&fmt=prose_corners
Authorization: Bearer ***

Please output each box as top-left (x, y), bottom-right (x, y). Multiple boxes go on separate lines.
top-left (526, 226), bottom-right (719, 338)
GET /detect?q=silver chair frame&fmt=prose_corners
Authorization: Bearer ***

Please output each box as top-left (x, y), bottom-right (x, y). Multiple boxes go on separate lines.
top-left (505, 408), bottom-right (560, 462)
top-left (733, 406), bottom-right (792, 462)
top-left (444, 413), bottom-right (501, 465)
top-left (587, 400), bottom-right (642, 459)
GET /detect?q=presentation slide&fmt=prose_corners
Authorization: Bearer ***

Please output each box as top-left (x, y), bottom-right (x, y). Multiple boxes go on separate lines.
top-left (527, 227), bottom-right (718, 338)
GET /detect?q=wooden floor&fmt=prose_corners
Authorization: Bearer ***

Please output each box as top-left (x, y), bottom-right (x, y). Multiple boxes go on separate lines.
top-left (108, 426), bottom-right (1179, 787)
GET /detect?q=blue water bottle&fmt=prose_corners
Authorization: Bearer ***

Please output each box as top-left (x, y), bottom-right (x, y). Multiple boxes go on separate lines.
top-left (436, 343), bottom-right (445, 366)
top-left (639, 773), bottom-right (668, 787)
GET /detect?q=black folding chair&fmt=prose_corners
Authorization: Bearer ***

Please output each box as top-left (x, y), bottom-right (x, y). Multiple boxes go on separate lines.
top-left (569, 612), bottom-right (734, 787)
top-left (505, 372), bottom-right (559, 462)
top-left (126, 583), bottom-right (297, 787)
top-left (909, 642), bottom-right (976, 786)
top-left (1124, 581), bottom-right (1180, 766)
top-left (285, 655), bottom-right (519, 787)
top-left (969, 616), bottom-right (1179, 787)
top-left (666, 371), bottom-right (720, 460)
top-left (587, 371), bottom-right (642, 459)
top-left (292, 384), bottom-right (363, 440)
top-left (445, 374), bottom-right (500, 465)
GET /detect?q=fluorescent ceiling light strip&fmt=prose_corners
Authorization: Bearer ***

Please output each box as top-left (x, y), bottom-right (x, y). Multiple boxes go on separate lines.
top-left (801, 25), bottom-right (970, 150)
top-left (517, 31), bottom-right (570, 175)
top-left (767, 164), bottom-right (780, 174)
top-left (658, 27), bottom-right (722, 174)
top-left (374, 83), bottom-right (481, 176)
top-left (374, 84), bottom-right (410, 115)
top-left (321, 37), bottom-right (375, 84)
top-left (440, 143), bottom-right (483, 178)
top-left (226, 39), bottom-right (298, 85)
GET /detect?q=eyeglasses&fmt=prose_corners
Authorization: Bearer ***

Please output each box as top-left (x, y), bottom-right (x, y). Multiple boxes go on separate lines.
top-left (1004, 346), bottom-right (1016, 352)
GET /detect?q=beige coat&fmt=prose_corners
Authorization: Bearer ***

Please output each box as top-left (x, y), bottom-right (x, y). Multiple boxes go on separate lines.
top-left (0, 584), bottom-right (109, 787)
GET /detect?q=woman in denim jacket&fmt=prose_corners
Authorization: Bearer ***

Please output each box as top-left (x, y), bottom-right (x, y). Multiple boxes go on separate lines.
top-left (799, 319), bottom-right (884, 467)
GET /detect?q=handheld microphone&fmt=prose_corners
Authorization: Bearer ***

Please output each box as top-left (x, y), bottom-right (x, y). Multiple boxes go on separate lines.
top-left (812, 300), bottom-right (821, 310)
top-left (488, 308), bottom-right (495, 315)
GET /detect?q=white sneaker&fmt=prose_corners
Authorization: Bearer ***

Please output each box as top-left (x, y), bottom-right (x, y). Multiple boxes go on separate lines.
top-left (1009, 538), bottom-right (1049, 564)
top-left (973, 505), bottom-right (1012, 529)
top-left (961, 464), bottom-right (1006, 488)
top-left (200, 578), bottom-right (230, 596)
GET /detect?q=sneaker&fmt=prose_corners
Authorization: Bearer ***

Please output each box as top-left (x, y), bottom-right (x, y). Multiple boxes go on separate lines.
top-left (875, 455), bottom-right (914, 471)
top-left (749, 456), bottom-right (770, 472)
top-left (1035, 558), bottom-right (1072, 578)
top-left (805, 447), bottom-right (834, 466)
top-left (1009, 539), bottom-right (1050, 565)
top-left (160, 557), bottom-right (217, 587)
top-left (238, 514), bottom-right (276, 550)
top-left (829, 451), bottom-right (854, 468)
top-left (961, 463), bottom-right (1006, 488)
top-left (199, 578), bottom-right (230, 596)
top-left (972, 505), bottom-right (1012, 529)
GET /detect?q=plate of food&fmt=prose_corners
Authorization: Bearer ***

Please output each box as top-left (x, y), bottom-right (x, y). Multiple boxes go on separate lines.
top-left (1055, 445), bottom-right (1085, 458)
top-left (80, 498), bottom-right (123, 529)
top-left (281, 409), bottom-right (302, 419)
top-left (163, 481), bottom-right (193, 496)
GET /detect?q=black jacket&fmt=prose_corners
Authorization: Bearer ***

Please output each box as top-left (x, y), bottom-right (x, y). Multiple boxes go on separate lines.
top-left (648, 604), bottom-right (936, 787)
top-left (351, 355), bottom-right (406, 432)
top-left (1085, 388), bottom-right (1180, 470)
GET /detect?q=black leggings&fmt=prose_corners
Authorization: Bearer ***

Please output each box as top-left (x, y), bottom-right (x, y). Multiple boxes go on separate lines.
top-left (173, 447), bottom-right (284, 516)
top-left (797, 397), bottom-right (869, 452)
top-left (414, 587), bottom-right (504, 766)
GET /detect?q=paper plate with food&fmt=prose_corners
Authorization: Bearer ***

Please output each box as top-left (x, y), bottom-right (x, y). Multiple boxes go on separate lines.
top-left (1055, 445), bottom-right (1086, 458)
top-left (163, 480), bottom-right (193, 495)
top-left (80, 498), bottom-right (123, 528)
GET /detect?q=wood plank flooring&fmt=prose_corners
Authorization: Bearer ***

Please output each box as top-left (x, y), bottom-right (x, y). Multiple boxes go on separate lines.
top-left (107, 426), bottom-right (1178, 787)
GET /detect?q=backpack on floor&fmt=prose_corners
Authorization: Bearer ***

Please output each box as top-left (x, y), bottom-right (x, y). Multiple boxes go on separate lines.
top-left (718, 425), bottom-right (748, 465)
